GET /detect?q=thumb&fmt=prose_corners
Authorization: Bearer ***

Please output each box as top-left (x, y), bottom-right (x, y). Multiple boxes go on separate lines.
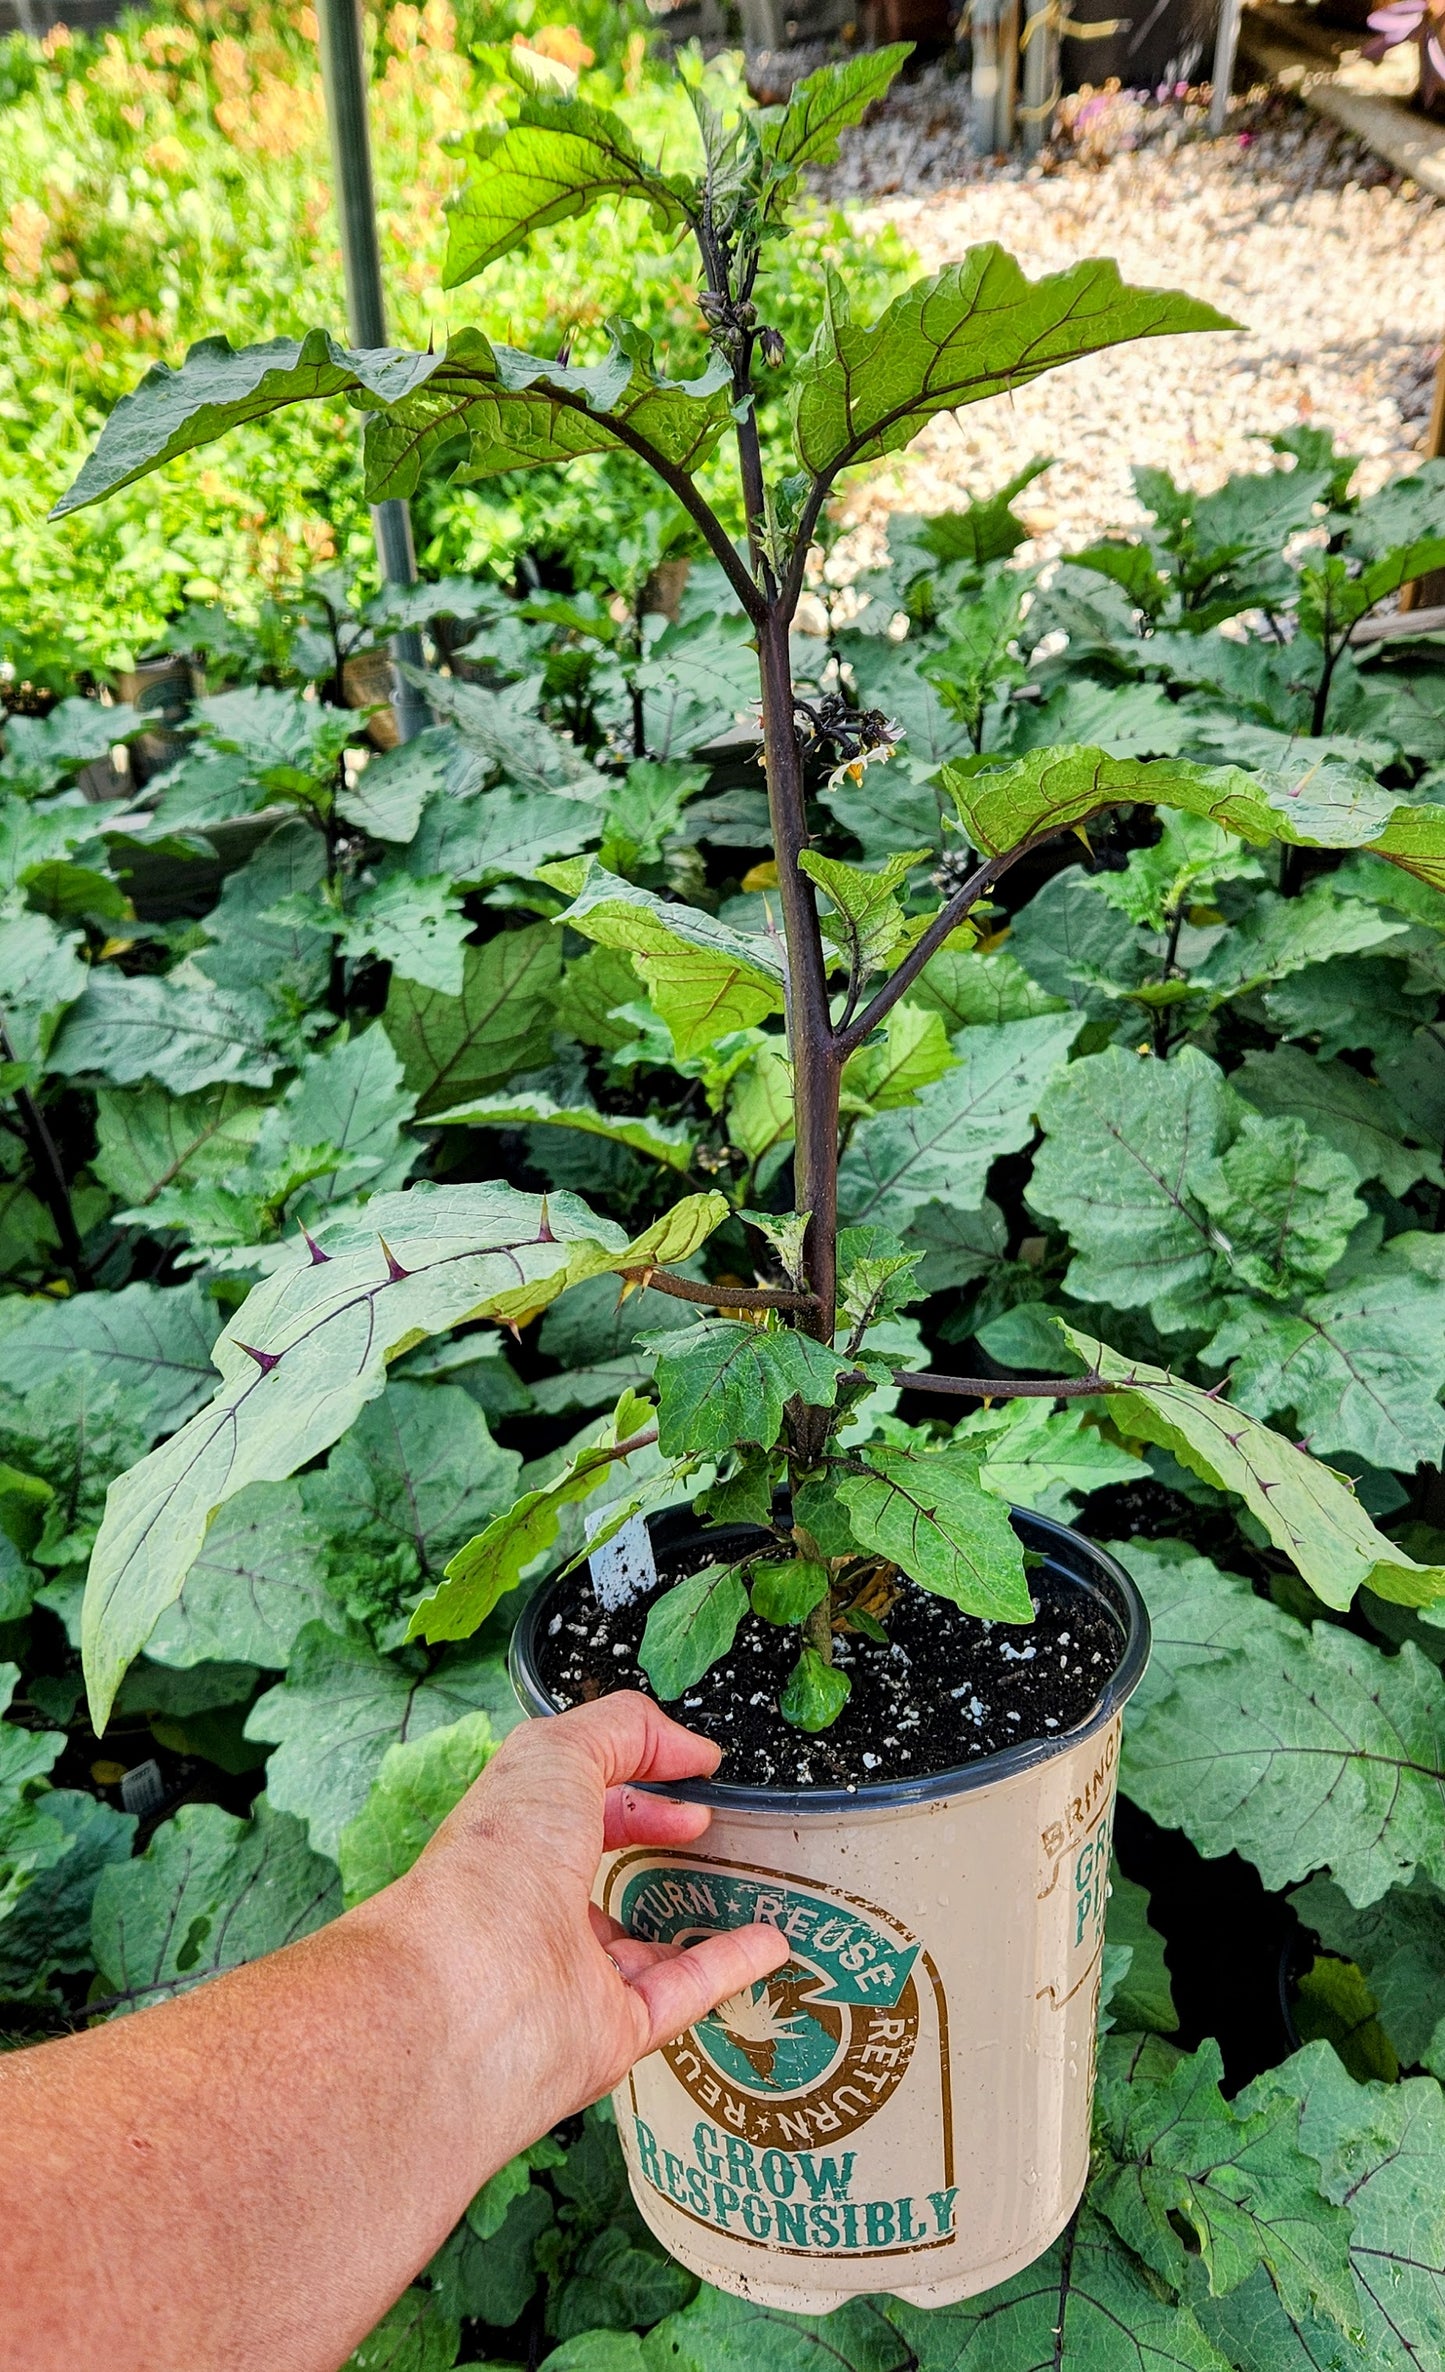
top-left (627, 1921), bottom-right (791, 2055)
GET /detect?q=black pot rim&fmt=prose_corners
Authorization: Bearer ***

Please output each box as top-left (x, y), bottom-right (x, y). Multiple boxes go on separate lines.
top-left (508, 1503), bottom-right (1150, 1816)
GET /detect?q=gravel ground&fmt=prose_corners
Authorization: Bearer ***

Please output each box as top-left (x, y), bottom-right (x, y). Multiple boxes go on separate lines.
top-left (804, 66), bottom-right (1444, 566)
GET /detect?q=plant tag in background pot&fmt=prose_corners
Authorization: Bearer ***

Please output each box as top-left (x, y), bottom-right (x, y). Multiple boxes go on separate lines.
top-left (588, 1511), bottom-right (658, 1611)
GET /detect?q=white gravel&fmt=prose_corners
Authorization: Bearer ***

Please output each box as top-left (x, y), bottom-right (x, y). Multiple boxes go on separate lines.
top-left (807, 68), bottom-right (1444, 564)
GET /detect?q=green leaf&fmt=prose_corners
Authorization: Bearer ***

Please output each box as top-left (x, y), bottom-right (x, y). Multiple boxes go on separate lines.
top-left (363, 324), bottom-right (732, 502)
top-left (432, 2180), bottom-right (554, 2328)
top-left (0, 1789), bottom-right (134, 1997)
top-left (3, 1280), bottom-right (222, 1442)
top-left (841, 1003), bottom-right (954, 1115)
top-left (415, 670), bottom-right (608, 804)
top-left (3, 1369), bottom-right (152, 1573)
top-left (839, 1013), bottom-right (1078, 1228)
top-left (945, 744), bottom-right (1397, 863)
top-left (837, 1443), bottom-right (1032, 1620)
top-left (81, 1183), bottom-right (630, 1729)
top-left (1292, 1874), bottom-right (1445, 2077)
top-left (955, 1396), bottom-right (1142, 1519)
top-left (337, 1709), bottom-right (496, 1906)
top-left (304, 1380), bottom-right (520, 1593)
top-left (886, 2206), bottom-right (1232, 2372)
top-left (651, 1322), bottom-right (847, 1459)
top-left (383, 925), bottom-right (561, 1118)
top-left (758, 45), bottom-right (912, 179)
top-left (246, 1624), bottom-right (511, 1857)
top-left (429, 1083), bottom-right (697, 1171)
top-left (335, 874), bottom-right (470, 997)
top-left (797, 847), bottom-right (926, 982)
top-left (1232, 1044), bottom-right (1440, 1198)
top-left (1193, 1114), bottom-right (1365, 1301)
top-left (638, 1561), bottom-right (749, 1700)
top-left (1104, 1867), bottom-right (1177, 2034)
top-left (49, 963), bottom-right (281, 1092)
top-left (1031, 1042), bottom-right (1232, 1328)
top-left (195, 688), bottom-right (357, 804)
top-left (556, 861), bottom-right (785, 1059)
top-left (1071, 1330), bottom-right (1445, 1612)
top-left (90, 1799), bottom-right (341, 2012)
top-left (1266, 2042), bottom-right (1445, 2368)
top-left (0, 907), bottom-right (88, 1063)
top-left (53, 330), bottom-right (444, 518)
top-left (908, 943), bottom-right (1066, 1032)
top-left (442, 98), bottom-right (693, 287)
top-left (1203, 1251), bottom-right (1445, 1473)
top-left (1117, 1541), bottom-right (1445, 1902)
top-left (836, 1225), bottom-right (926, 1337)
top-left (779, 1644), bottom-right (852, 1730)
top-left (144, 1479), bottom-right (332, 1669)
top-left (792, 249), bottom-right (1232, 479)
top-left (750, 1558), bottom-right (829, 1624)
top-left (1189, 882), bottom-right (1408, 1007)
top-left (653, 2287), bottom-right (909, 2372)
top-left (335, 735), bottom-right (445, 844)
top-left (1092, 2036), bottom-right (1356, 2331)
top-left (281, 1028), bottom-right (421, 1210)
top-left (340, 2287), bottom-right (459, 2372)
top-left (408, 1389), bottom-right (657, 1644)
top-left (1291, 1953), bottom-right (1398, 2086)
top-left (92, 1082), bottom-right (267, 1208)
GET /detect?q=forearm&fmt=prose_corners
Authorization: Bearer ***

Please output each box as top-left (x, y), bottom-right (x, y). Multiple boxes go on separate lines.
top-left (0, 1874), bottom-right (518, 2372)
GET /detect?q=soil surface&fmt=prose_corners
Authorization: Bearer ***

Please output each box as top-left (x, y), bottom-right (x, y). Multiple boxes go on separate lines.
top-left (534, 1546), bottom-right (1125, 1791)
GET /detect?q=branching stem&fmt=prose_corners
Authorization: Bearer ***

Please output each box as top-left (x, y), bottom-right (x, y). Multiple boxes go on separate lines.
top-left (618, 1268), bottom-right (817, 1310)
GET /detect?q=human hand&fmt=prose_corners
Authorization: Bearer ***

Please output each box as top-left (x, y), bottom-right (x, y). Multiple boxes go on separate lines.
top-left (396, 1693), bottom-right (789, 2164)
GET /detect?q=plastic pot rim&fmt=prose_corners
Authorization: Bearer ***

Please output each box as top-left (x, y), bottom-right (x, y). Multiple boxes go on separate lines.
top-left (508, 1502), bottom-right (1150, 1818)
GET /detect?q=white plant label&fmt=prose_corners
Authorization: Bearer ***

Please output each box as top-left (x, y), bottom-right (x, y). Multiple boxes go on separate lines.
top-left (588, 1512), bottom-right (657, 1610)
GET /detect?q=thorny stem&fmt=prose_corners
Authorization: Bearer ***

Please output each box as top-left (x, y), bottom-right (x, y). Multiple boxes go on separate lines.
top-left (0, 1014), bottom-right (89, 1285)
top-left (618, 1267), bottom-right (817, 1310)
top-left (835, 841), bottom-right (1038, 1060)
top-left (894, 1369), bottom-right (1108, 1400)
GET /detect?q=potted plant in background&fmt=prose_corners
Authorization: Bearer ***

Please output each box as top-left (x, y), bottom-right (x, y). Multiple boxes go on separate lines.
top-left (61, 40), bottom-right (1445, 2313)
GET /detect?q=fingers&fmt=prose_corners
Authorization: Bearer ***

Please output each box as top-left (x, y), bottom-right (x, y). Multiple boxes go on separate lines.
top-left (545, 1694), bottom-right (724, 1793)
top-left (602, 1785), bottom-right (712, 1853)
top-left (628, 1922), bottom-right (791, 2055)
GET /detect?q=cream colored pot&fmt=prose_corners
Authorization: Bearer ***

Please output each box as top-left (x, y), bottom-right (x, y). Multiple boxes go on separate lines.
top-left (511, 1508), bottom-right (1148, 2314)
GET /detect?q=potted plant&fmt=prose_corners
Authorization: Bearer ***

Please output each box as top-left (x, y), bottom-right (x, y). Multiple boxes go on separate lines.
top-left (62, 41), bottom-right (1445, 2313)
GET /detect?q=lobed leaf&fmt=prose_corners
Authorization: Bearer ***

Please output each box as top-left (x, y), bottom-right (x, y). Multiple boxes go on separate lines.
top-left (1069, 1329), bottom-right (1445, 1611)
top-left (442, 99), bottom-right (695, 288)
top-left (837, 1443), bottom-right (1033, 1621)
top-left (53, 331), bottom-right (442, 518)
top-left (792, 250), bottom-right (1233, 479)
top-left (81, 1184), bottom-right (629, 1728)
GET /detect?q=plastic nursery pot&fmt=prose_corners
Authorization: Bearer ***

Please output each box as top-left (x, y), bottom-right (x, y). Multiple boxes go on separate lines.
top-left (510, 1506), bottom-right (1149, 2314)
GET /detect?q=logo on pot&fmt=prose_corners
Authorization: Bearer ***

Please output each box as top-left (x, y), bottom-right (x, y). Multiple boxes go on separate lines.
top-left (617, 1860), bottom-right (923, 2150)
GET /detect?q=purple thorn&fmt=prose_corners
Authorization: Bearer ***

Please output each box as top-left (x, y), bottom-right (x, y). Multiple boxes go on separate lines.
top-left (300, 1226), bottom-right (330, 1265)
top-left (537, 1195), bottom-right (556, 1245)
top-left (378, 1234), bottom-right (410, 1283)
top-left (236, 1342), bottom-right (281, 1375)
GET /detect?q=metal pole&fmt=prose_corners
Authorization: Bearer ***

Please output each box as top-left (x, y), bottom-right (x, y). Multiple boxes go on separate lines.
top-left (315, 0), bottom-right (429, 743)
top-left (1209, 0), bottom-right (1243, 136)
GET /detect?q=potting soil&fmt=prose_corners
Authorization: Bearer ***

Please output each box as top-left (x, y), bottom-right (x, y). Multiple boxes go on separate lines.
top-left (536, 1556), bottom-right (1125, 1789)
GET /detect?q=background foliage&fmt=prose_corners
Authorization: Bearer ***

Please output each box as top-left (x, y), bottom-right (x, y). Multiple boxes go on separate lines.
top-left (0, 0), bottom-right (907, 666)
top-left (3, 414), bottom-right (1445, 2362)
top-left (3, 9), bottom-right (1445, 2366)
